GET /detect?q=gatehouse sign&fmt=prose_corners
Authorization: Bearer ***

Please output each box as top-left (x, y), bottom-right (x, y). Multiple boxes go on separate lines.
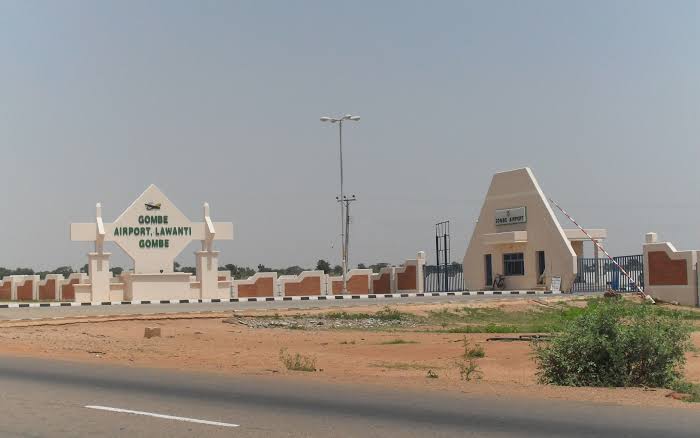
top-left (71, 184), bottom-right (233, 273)
top-left (495, 207), bottom-right (527, 226)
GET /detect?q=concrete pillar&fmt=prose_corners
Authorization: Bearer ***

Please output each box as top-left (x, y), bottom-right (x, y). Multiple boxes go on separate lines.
top-left (196, 249), bottom-right (220, 299)
top-left (29, 275), bottom-right (40, 301)
top-left (10, 277), bottom-right (17, 301)
top-left (275, 275), bottom-right (283, 297)
top-left (54, 274), bottom-right (65, 300)
top-left (88, 252), bottom-right (112, 302)
top-left (323, 274), bottom-right (331, 295)
top-left (571, 241), bottom-right (584, 257)
top-left (417, 251), bottom-right (426, 293)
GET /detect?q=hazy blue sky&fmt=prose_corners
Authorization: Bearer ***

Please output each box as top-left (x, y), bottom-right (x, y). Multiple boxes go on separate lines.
top-left (1, 0), bottom-right (698, 271)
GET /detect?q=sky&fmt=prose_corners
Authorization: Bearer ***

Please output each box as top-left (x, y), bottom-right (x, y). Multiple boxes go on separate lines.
top-left (0, 0), bottom-right (698, 271)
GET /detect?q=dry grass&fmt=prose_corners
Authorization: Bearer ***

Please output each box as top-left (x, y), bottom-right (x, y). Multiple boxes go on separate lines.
top-left (279, 348), bottom-right (317, 372)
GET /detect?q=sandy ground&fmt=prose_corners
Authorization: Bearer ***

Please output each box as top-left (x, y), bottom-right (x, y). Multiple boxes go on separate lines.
top-left (1, 298), bottom-right (700, 409)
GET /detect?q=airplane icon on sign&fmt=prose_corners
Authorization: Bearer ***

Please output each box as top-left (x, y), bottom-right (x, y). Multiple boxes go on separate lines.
top-left (145, 202), bottom-right (161, 211)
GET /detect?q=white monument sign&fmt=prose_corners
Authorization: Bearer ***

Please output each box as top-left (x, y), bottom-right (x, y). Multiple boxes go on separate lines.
top-left (71, 185), bottom-right (233, 302)
top-left (110, 186), bottom-right (204, 273)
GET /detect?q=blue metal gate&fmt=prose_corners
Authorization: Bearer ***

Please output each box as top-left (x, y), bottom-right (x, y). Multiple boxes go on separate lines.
top-left (572, 255), bottom-right (644, 292)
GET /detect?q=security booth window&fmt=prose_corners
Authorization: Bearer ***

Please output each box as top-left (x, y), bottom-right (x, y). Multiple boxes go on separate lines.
top-left (503, 253), bottom-right (525, 276)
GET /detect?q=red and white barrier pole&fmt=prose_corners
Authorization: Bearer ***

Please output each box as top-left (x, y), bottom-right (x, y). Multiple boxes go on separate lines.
top-left (549, 198), bottom-right (653, 303)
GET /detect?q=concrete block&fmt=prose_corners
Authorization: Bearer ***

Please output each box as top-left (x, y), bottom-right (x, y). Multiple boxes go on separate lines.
top-left (144, 327), bottom-right (161, 338)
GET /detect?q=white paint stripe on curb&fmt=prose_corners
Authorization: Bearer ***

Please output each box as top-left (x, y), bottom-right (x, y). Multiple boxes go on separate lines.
top-left (84, 405), bottom-right (239, 428)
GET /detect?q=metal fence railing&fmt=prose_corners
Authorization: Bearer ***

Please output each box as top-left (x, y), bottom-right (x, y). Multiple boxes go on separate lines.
top-left (572, 255), bottom-right (644, 293)
top-left (424, 264), bottom-right (464, 292)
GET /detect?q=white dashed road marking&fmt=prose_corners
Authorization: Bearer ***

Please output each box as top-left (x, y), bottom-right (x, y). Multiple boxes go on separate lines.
top-left (84, 405), bottom-right (239, 428)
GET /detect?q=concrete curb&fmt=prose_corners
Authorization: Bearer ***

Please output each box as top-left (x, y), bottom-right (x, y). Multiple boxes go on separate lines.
top-left (0, 290), bottom-right (561, 309)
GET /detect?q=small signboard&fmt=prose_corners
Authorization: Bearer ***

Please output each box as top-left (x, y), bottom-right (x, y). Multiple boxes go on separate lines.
top-left (495, 207), bottom-right (527, 226)
top-left (551, 276), bottom-right (561, 293)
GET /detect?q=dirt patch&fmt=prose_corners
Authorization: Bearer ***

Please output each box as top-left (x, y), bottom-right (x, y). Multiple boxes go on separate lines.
top-left (1, 297), bottom-right (699, 409)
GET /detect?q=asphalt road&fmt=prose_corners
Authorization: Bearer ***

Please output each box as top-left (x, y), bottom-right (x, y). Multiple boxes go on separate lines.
top-left (0, 294), bottom-right (550, 320)
top-left (0, 356), bottom-right (698, 437)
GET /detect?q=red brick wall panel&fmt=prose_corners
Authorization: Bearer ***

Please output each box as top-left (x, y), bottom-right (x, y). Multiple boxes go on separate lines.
top-left (648, 251), bottom-right (688, 286)
top-left (61, 279), bottom-right (79, 301)
top-left (0, 281), bottom-right (11, 300)
top-left (39, 279), bottom-right (57, 300)
top-left (332, 275), bottom-right (370, 294)
top-left (238, 277), bottom-right (275, 298)
top-left (17, 279), bottom-right (34, 301)
top-left (396, 265), bottom-right (417, 291)
top-left (284, 276), bottom-right (321, 296)
top-left (372, 273), bottom-right (391, 294)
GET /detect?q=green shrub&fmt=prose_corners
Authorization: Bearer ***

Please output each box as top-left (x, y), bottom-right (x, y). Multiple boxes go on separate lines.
top-left (454, 336), bottom-right (484, 381)
top-left (534, 300), bottom-right (692, 388)
top-left (670, 380), bottom-right (700, 402)
top-left (458, 336), bottom-right (486, 358)
top-left (324, 306), bottom-right (412, 321)
top-left (467, 346), bottom-right (485, 359)
top-left (456, 358), bottom-right (482, 381)
top-left (375, 306), bottom-right (410, 321)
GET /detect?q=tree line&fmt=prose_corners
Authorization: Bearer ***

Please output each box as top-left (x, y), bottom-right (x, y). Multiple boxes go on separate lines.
top-left (0, 260), bottom-right (394, 281)
top-left (0, 265), bottom-right (124, 279)
top-left (181, 260), bottom-right (393, 280)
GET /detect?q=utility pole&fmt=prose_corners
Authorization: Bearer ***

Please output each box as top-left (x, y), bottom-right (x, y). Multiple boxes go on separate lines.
top-left (339, 194), bottom-right (357, 274)
top-left (321, 114), bottom-right (360, 293)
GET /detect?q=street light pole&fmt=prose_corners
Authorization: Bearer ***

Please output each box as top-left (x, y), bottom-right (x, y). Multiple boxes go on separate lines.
top-left (321, 114), bottom-right (360, 294)
top-left (339, 120), bottom-right (345, 288)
